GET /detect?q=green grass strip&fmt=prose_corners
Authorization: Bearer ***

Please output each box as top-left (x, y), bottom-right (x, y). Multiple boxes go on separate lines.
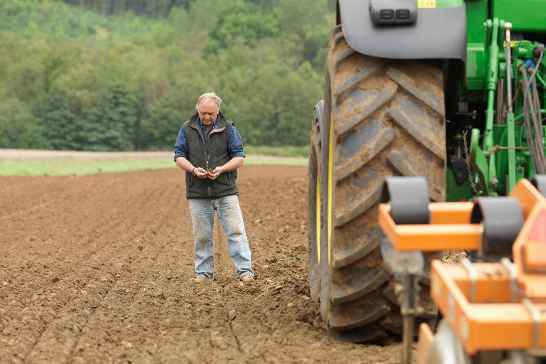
top-left (0, 155), bottom-right (307, 176)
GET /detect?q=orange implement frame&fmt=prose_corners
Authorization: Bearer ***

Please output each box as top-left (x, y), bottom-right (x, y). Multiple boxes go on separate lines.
top-left (379, 179), bottom-right (543, 252)
top-left (379, 202), bottom-right (481, 251)
top-left (431, 261), bottom-right (546, 354)
top-left (380, 179), bottom-right (546, 355)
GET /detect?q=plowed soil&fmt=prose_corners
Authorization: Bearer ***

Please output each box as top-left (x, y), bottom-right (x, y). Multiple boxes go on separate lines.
top-left (0, 166), bottom-right (401, 363)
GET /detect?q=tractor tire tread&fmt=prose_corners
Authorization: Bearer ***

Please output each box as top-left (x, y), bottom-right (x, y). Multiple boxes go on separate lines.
top-left (321, 31), bottom-right (446, 339)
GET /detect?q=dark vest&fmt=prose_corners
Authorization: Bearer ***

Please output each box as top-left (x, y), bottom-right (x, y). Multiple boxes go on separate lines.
top-left (183, 113), bottom-right (238, 199)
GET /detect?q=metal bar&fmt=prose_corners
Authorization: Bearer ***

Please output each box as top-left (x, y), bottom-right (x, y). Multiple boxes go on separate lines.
top-left (429, 202), bottom-right (474, 224)
top-left (401, 274), bottom-right (416, 364)
top-left (378, 204), bottom-right (483, 251)
top-left (501, 257), bottom-right (519, 302)
top-left (483, 19), bottom-right (500, 153)
top-left (483, 19), bottom-right (503, 192)
top-left (522, 298), bottom-right (542, 349)
top-left (505, 23), bottom-right (517, 192)
top-left (402, 314), bottom-right (414, 364)
top-left (382, 202), bottom-right (474, 225)
top-left (462, 258), bottom-right (478, 302)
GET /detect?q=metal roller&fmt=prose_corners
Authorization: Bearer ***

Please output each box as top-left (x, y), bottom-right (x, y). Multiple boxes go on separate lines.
top-left (470, 197), bottom-right (524, 257)
top-left (381, 176), bottom-right (430, 225)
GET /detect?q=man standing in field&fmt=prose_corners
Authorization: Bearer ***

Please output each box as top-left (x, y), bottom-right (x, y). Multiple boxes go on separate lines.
top-left (174, 92), bottom-right (254, 283)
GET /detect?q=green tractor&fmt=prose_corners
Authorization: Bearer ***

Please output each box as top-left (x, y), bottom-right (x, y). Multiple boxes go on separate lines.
top-left (308, 0), bottom-right (546, 342)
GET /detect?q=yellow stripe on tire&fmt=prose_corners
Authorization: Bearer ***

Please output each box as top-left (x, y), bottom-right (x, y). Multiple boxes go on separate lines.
top-left (327, 120), bottom-right (334, 266)
top-left (316, 173), bottom-right (321, 263)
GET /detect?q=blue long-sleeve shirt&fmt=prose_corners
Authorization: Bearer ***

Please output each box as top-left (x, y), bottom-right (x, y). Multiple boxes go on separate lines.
top-left (173, 119), bottom-right (245, 161)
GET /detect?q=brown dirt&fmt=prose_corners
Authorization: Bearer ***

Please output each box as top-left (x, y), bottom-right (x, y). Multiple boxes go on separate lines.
top-left (0, 166), bottom-right (402, 363)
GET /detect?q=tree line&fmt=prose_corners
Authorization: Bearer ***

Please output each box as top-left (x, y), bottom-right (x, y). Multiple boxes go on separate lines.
top-left (0, 0), bottom-right (333, 151)
top-left (63, 0), bottom-right (192, 18)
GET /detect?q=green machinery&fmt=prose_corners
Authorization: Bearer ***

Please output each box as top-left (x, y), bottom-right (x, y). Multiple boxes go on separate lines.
top-left (308, 0), bottom-right (546, 342)
top-left (451, 1), bottom-right (546, 199)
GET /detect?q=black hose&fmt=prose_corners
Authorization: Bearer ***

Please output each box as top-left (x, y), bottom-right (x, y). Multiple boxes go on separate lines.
top-left (521, 66), bottom-right (546, 174)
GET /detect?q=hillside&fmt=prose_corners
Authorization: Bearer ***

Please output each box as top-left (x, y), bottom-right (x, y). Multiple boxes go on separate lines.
top-left (0, 0), bottom-right (334, 150)
top-left (63, 0), bottom-right (192, 17)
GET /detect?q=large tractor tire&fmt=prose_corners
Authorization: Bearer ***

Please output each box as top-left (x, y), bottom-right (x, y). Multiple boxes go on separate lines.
top-left (308, 27), bottom-right (446, 342)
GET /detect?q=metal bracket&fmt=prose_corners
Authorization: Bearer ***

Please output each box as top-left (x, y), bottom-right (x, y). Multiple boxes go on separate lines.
top-left (522, 298), bottom-right (541, 349)
top-left (401, 273), bottom-right (417, 364)
top-left (462, 258), bottom-right (477, 302)
top-left (501, 258), bottom-right (519, 302)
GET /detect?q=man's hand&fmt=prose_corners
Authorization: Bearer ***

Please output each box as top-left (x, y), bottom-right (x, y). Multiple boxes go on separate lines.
top-left (207, 166), bottom-right (223, 180)
top-left (193, 167), bottom-right (208, 179)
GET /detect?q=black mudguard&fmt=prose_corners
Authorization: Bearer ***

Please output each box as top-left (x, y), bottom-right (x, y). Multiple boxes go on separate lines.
top-left (338, 0), bottom-right (466, 61)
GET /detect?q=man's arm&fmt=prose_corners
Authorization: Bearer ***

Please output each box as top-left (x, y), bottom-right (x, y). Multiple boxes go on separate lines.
top-left (220, 156), bottom-right (244, 172)
top-left (175, 156), bottom-right (194, 173)
top-left (227, 125), bottom-right (245, 159)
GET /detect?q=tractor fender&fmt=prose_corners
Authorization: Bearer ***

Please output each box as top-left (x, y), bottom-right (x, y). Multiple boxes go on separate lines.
top-left (338, 0), bottom-right (466, 61)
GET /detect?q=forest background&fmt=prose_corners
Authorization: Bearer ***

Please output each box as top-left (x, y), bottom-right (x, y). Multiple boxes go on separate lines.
top-left (0, 0), bottom-right (334, 152)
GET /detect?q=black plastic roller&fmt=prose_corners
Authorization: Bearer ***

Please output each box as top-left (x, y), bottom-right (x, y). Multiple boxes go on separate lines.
top-left (531, 175), bottom-right (546, 196)
top-left (470, 197), bottom-right (523, 257)
top-left (381, 176), bottom-right (430, 224)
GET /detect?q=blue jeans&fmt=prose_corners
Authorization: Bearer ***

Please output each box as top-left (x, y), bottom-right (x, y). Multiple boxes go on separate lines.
top-left (188, 195), bottom-right (253, 278)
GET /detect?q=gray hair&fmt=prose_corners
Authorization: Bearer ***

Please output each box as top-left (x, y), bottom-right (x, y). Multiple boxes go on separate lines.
top-left (196, 92), bottom-right (223, 111)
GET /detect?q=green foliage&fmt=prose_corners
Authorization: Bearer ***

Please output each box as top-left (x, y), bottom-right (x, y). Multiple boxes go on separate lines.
top-left (0, 99), bottom-right (44, 148)
top-left (142, 96), bottom-right (185, 149)
top-left (0, 0), bottom-right (334, 151)
top-left (208, 0), bottom-right (280, 51)
top-left (33, 92), bottom-right (79, 150)
top-left (0, 0), bottom-right (167, 38)
top-left (90, 84), bottom-right (142, 151)
top-left (63, 0), bottom-right (194, 18)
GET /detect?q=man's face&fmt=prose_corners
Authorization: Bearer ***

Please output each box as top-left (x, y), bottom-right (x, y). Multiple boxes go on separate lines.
top-left (197, 100), bottom-right (219, 126)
